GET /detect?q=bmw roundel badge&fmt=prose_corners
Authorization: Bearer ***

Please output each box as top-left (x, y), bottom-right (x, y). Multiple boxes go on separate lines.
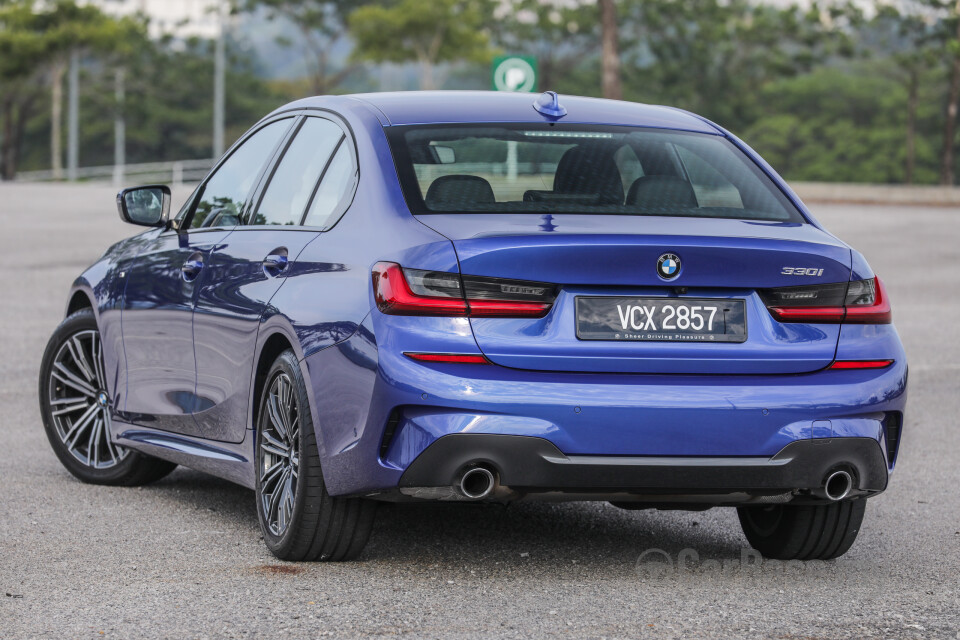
top-left (657, 253), bottom-right (681, 279)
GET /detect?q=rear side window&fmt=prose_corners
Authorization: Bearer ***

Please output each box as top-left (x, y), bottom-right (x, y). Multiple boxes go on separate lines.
top-left (189, 118), bottom-right (292, 229)
top-left (252, 118), bottom-right (345, 226)
top-left (386, 124), bottom-right (803, 222)
top-left (676, 146), bottom-right (744, 209)
top-left (614, 145), bottom-right (644, 196)
top-left (303, 143), bottom-right (355, 228)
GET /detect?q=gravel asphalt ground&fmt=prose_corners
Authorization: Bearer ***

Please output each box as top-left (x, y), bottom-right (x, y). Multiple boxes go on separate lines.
top-left (0, 183), bottom-right (958, 639)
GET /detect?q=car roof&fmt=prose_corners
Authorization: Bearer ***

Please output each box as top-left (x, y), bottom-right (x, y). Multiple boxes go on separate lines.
top-left (279, 91), bottom-right (720, 134)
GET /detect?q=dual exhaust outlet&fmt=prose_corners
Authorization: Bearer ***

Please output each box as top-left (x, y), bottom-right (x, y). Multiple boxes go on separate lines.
top-left (454, 464), bottom-right (855, 503)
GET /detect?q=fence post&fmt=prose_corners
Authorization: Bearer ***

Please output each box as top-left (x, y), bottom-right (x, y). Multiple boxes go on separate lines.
top-left (113, 68), bottom-right (125, 189)
top-left (172, 162), bottom-right (184, 189)
top-left (67, 50), bottom-right (80, 182)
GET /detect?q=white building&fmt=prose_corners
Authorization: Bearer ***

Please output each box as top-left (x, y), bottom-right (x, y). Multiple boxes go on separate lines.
top-left (91, 0), bottom-right (225, 39)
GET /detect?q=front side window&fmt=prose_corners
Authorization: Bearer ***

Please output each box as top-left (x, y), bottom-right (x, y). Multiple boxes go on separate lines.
top-left (189, 118), bottom-right (293, 230)
top-left (386, 124), bottom-right (803, 222)
top-left (174, 185), bottom-right (201, 225)
top-left (251, 118), bottom-right (345, 226)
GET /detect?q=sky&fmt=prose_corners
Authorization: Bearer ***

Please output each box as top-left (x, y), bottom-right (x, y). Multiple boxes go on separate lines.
top-left (92, 0), bottom-right (889, 40)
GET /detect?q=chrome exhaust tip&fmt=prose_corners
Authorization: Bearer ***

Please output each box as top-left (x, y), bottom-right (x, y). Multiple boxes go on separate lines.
top-left (823, 470), bottom-right (853, 501)
top-left (457, 466), bottom-right (495, 500)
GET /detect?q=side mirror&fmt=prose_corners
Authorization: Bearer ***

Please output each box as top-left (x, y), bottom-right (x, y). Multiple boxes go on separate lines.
top-left (116, 185), bottom-right (171, 227)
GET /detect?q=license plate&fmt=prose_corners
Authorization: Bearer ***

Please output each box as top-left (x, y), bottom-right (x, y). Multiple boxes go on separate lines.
top-left (576, 297), bottom-right (747, 342)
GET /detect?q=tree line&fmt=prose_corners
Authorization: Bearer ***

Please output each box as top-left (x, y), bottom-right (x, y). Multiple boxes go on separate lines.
top-left (2, 0), bottom-right (960, 186)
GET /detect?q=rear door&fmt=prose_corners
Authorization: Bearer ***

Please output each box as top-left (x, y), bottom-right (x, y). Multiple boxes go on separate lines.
top-left (120, 117), bottom-right (293, 435)
top-left (193, 115), bottom-right (356, 442)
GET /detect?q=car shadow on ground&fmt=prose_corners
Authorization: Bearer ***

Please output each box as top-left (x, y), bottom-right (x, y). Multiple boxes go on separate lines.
top-left (370, 502), bottom-right (745, 568)
top-left (142, 467), bottom-right (746, 570)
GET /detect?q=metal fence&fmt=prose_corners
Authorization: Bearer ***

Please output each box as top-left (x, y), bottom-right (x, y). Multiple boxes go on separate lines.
top-left (14, 159), bottom-right (215, 187)
top-left (14, 160), bottom-right (960, 207)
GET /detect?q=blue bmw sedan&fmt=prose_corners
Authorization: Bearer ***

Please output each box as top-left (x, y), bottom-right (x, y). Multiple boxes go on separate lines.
top-left (39, 91), bottom-right (906, 562)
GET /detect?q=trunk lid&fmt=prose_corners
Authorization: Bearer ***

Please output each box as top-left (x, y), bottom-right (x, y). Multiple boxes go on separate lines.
top-left (417, 214), bottom-right (852, 375)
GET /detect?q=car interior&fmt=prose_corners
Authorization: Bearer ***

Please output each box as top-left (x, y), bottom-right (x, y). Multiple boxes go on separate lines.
top-left (413, 134), bottom-right (780, 218)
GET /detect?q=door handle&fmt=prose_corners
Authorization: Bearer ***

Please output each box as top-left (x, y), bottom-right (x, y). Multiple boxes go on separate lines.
top-left (181, 256), bottom-right (204, 281)
top-left (263, 251), bottom-right (289, 276)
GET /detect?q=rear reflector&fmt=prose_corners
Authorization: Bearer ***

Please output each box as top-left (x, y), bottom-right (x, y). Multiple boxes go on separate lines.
top-left (404, 352), bottom-right (490, 364)
top-left (829, 360), bottom-right (894, 370)
top-left (373, 262), bottom-right (555, 318)
top-left (762, 276), bottom-right (892, 324)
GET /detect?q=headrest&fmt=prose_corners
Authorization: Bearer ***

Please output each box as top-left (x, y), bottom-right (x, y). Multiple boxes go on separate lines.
top-left (425, 175), bottom-right (495, 208)
top-left (627, 175), bottom-right (698, 210)
top-left (553, 145), bottom-right (624, 205)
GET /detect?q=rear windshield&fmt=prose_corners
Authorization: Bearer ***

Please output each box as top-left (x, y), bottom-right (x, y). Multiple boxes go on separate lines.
top-left (386, 124), bottom-right (804, 222)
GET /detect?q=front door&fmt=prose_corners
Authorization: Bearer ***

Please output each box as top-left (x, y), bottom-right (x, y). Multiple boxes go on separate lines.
top-left (119, 228), bottom-right (230, 435)
top-left (119, 117), bottom-right (294, 436)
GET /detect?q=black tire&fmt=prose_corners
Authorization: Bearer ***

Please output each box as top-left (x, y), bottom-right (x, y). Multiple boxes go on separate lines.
top-left (39, 309), bottom-right (178, 486)
top-left (737, 499), bottom-right (867, 560)
top-left (255, 349), bottom-right (377, 561)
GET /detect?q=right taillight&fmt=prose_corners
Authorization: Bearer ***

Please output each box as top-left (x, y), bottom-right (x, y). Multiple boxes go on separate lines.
top-left (760, 276), bottom-right (891, 324)
top-left (843, 277), bottom-right (892, 324)
top-left (372, 262), bottom-right (556, 318)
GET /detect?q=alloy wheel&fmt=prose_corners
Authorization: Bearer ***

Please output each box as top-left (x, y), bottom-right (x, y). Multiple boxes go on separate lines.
top-left (47, 329), bottom-right (127, 469)
top-left (259, 372), bottom-right (301, 537)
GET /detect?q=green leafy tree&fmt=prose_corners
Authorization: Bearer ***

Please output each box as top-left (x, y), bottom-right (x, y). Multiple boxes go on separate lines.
top-left (743, 66), bottom-right (925, 183)
top-left (72, 35), bottom-right (286, 167)
top-left (872, 0), bottom-right (960, 185)
top-left (348, 0), bottom-right (495, 90)
top-left (240, 0), bottom-right (369, 95)
top-left (0, 0), bottom-right (142, 179)
top-left (13, 30), bottom-right (289, 173)
top-left (43, 2), bottom-right (143, 178)
top-left (743, 60), bottom-right (944, 185)
top-left (492, 0), bottom-right (597, 93)
top-left (617, 0), bottom-right (861, 132)
top-left (870, 5), bottom-right (940, 184)
top-left (0, 0), bottom-right (53, 179)
top-left (914, 0), bottom-right (960, 184)
top-left (599, 0), bottom-right (622, 99)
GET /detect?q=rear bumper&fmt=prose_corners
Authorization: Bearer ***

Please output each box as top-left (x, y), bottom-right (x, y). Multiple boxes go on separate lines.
top-left (395, 434), bottom-right (889, 505)
top-left (305, 319), bottom-right (907, 496)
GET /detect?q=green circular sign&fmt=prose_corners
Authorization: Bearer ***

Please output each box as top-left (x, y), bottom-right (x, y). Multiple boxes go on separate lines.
top-left (493, 57), bottom-right (537, 92)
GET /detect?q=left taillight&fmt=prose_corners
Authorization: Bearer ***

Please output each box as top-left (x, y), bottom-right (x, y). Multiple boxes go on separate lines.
top-left (760, 276), bottom-right (892, 324)
top-left (372, 262), bottom-right (556, 318)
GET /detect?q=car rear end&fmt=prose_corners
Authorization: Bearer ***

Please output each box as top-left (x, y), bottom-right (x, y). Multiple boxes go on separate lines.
top-left (365, 118), bottom-right (906, 512)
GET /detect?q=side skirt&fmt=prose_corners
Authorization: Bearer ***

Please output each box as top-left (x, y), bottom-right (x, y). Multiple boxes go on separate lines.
top-left (114, 421), bottom-right (256, 489)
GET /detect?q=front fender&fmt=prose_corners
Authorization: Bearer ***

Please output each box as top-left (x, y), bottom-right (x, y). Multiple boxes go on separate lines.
top-left (62, 230), bottom-right (156, 413)
top-left (65, 261), bottom-right (125, 401)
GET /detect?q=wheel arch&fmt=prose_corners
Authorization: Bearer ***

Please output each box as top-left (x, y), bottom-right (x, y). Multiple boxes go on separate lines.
top-left (251, 331), bottom-right (296, 433)
top-left (248, 317), bottom-right (319, 447)
top-left (65, 283), bottom-right (96, 319)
